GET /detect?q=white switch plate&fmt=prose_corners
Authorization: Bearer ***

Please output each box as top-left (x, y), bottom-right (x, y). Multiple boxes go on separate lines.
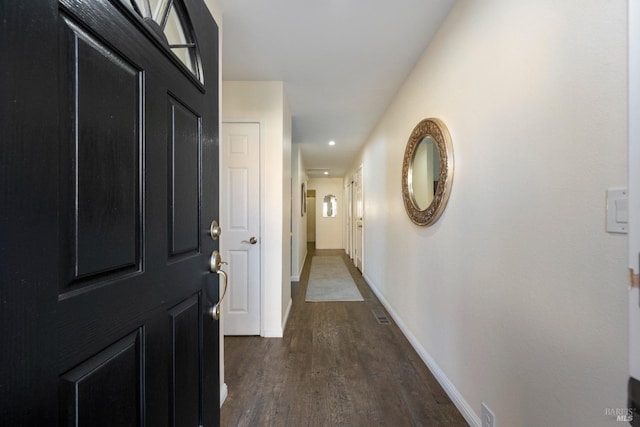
top-left (481, 402), bottom-right (495, 427)
top-left (607, 187), bottom-right (628, 234)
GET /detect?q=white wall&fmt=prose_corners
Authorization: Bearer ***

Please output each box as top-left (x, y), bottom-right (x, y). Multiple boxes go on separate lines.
top-left (347, 1), bottom-right (628, 426)
top-left (308, 177), bottom-right (344, 250)
top-left (282, 94), bottom-right (292, 325)
top-left (291, 144), bottom-right (308, 281)
top-left (222, 81), bottom-right (292, 337)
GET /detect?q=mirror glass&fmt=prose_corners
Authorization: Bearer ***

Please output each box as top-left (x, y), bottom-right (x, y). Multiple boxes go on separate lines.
top-left (409, 136), bottom-right (440, 210)
top-left (323, 194), bottom-right (337, 217)
top-left (401, 118), bottom-right (454, 226)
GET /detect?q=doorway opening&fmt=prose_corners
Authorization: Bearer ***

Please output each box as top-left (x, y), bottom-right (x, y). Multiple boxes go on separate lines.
top-left (306, 189), bottom-right (316, 244)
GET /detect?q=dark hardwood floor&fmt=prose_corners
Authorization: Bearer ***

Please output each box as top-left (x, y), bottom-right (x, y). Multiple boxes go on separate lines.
top-left (220, 244), bottom-right (467, 426)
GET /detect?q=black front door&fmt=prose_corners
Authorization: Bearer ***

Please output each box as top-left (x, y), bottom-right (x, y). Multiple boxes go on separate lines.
top-left (1, 0), bottom-right (220, 425)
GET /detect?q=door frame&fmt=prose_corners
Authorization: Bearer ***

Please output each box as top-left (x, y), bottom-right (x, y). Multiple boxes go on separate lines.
top-left (219, 119), bottom-right (266, 406)
top-left (353, 164), bottom-right (364, 271)
top-left (344, 180), bottom-right (351, 256)
top-left (628, 0), bottom-right (640, 384)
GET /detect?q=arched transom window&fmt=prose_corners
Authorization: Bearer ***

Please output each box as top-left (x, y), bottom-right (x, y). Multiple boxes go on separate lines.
top-left (123, 0), bottom-right (202, 82)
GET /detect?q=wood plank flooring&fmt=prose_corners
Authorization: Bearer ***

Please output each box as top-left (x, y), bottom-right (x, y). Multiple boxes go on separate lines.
top-left (220, 245), bottom-right (467, 426)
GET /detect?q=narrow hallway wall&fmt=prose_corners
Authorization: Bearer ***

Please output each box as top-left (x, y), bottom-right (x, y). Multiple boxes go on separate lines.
top-left (291, 144), bottom-right (307, 281)
top-left (346, 1), bottom-right (628, 426)
top-left (222, 81), bottom-right (291, 337)
top-left (308, 178), bottom-right (344, 249)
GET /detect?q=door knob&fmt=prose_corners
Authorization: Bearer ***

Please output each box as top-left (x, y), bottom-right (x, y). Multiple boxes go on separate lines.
top-left (208, 250), bottom-right (228, 321)
top-left (241, 236), bottom-right (258, 245)
top-left (209, 220), bottom-right (222, 241)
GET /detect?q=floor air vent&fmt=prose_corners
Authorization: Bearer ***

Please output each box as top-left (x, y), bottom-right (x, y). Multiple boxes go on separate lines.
top-left (372, 309), bottom-right (391, 325)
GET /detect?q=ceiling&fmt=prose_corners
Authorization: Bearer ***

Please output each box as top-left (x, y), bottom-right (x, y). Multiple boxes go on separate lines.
top-left (215, 0), bottom-right (456, 177)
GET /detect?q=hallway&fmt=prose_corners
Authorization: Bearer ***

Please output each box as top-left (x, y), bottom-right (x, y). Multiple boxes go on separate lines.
top-left (220, 245), bottom-right (467, 426)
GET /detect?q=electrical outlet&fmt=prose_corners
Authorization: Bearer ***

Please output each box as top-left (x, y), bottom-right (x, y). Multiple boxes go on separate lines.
top-left (481, 402), bottom-right (495, 427)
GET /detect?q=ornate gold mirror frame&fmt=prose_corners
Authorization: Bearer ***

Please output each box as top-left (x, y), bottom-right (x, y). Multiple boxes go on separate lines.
top-left (401, 118), bottom-right (454, 226)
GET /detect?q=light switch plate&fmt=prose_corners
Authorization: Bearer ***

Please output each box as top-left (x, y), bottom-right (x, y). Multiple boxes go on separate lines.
top-left (481, 402), bottom-right (495, 427)
top-left (607, 187), bottom-right (628, 234)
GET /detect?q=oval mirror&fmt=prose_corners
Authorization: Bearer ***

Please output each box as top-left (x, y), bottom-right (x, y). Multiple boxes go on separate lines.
top-left (409, 135), bottom-right (440, 210)
top-left (402, 118), bottom-right (454, 226)
top-left (322, 194), bottom-right (337, 217)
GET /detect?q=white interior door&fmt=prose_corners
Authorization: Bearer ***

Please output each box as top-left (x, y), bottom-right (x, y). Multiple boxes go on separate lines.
top-left (344, 182), bottom-right (351, 256)
top-left (354, 166), bottom-right (363, 271)
top-left (351, 174), bottom-right (357, 264)
top-left (221, 122), bottom-right (260, 335)
top-left (349, 181), bottom-right (354, 260)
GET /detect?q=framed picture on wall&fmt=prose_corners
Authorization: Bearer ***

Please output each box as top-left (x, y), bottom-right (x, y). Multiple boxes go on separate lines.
top-left (301, 183), bottom-right (306, 216)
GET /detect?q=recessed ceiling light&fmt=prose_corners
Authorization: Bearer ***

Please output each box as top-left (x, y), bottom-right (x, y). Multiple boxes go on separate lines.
top-left (324, 171), bottom-right (329, 175)
top-left (328, 140), bottom-right (336, 146)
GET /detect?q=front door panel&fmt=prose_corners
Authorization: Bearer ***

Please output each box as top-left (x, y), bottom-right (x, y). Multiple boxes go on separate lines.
top-left (168, 295), bottom-right (201, 426)
top-left (59, 13), bottom-right (143, 291)
top-left (59, 329), bottom-right (143, 426)
top-left (168, 96), bottom-right (201, 258)
top-left (0, 0), bottom-right (220, 425)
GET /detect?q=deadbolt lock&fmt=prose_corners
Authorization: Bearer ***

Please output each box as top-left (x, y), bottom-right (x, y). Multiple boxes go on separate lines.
top-left (209, 220), bottom-right (222, 241)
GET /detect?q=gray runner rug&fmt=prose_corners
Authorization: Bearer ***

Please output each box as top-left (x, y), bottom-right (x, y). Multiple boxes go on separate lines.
top-left (305, 256), bottom-right (364, 302)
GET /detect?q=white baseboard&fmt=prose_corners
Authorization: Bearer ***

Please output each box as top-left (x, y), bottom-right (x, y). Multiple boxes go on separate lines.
top-left (261, 328), bottom-right (283, 337)
top-left (362, 272), bottom-right (481, 427)
top-left (260, 298), bottom-right (292, 338)
top-left (220, 382), bottom-right (228, 407)
top-left (291, 249), bottom-right (307, 282)
top-left (282, 297), bottom-right (292, 333)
